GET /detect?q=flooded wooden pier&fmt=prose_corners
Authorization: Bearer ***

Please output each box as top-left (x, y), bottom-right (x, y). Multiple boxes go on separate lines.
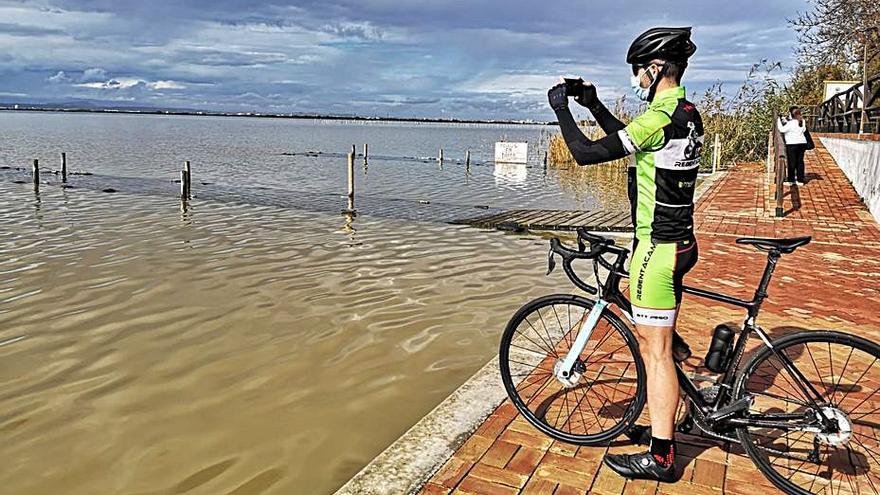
top-left (452, 208), bottom-right (632, 232)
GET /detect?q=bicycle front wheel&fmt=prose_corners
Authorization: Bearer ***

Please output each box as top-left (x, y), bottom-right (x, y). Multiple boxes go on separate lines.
top-left (499, 294), bottom-right (645, 445)
top-left (734, 330), bottom-right (880, 495)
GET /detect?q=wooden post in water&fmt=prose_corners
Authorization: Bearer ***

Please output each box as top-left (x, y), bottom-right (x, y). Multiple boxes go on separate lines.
top-left (363, 143), bottom-right (369, 168)
top-left (32, 159), bottom-right (39, 186)
top-left (438, 148), bottom-right (444, 163)
top-left (543, 151), bottom-right (548, 171)
top-left (465, 150), bottom-right (471, 171)
top-left (61, 152), bottom-right (67, 183)
top-left (344, 151), bottom-right (356, 215)
top-left (180, 171), bottom-right (188, 199)
top-left (351, 144), bottom-right (356, 157)
top-left (184, 160), bottom-right (192, 198)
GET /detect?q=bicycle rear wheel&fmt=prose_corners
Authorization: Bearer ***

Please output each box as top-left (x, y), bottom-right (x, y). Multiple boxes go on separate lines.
top-left (734, 331), bottom-right (880, 494)
top-left (499, 294), bottom-right (645, 445)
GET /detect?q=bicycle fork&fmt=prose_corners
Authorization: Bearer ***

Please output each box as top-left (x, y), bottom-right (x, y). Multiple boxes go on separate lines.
top-left (556, 299), bottom-right (610, 381)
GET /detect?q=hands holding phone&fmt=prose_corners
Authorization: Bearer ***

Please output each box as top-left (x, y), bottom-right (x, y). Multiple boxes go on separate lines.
top-left (548, 77), bottom-right (599, 111)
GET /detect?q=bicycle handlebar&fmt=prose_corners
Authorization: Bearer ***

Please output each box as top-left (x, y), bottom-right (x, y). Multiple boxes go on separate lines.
top-left (547, 238), bottom-right (599, 294)
top-left (547, 230), bottom-right (631, 295)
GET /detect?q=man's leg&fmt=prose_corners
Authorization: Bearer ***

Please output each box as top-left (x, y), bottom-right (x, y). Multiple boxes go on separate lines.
top-left (636, 323), bottom-right (678, 440)
top-left (604, 240), bottom-right (679, 482)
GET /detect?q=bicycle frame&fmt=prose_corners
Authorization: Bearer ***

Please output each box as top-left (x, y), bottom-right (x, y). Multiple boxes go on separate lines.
top-left (553, 238), bottom-right (835, 427)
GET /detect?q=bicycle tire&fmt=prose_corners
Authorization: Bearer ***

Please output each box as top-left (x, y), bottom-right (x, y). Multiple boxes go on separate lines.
top-left (733, 330), bottom-right (880, 495)
top-left (499, 294), bottom-right (646, 445)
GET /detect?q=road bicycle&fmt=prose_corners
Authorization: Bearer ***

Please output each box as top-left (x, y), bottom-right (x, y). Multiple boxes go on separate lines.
top-left (499, 228), bottom-right (880, 494)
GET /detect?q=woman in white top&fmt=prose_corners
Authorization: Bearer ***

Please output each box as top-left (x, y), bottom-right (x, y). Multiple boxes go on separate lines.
top-left (777, 105), bottom-right (808, 185)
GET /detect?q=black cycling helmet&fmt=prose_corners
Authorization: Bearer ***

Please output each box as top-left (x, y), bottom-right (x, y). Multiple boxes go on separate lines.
top-left (627, 27), bottom-right (697, 66)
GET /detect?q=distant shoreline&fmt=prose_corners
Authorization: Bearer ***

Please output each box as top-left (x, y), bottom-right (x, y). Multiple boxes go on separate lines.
top-left (0, 105), bottom-right (556, 126)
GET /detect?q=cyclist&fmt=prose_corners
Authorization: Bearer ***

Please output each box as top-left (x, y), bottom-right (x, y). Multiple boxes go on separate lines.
top-left (546, 26), bottom-right (701, 482)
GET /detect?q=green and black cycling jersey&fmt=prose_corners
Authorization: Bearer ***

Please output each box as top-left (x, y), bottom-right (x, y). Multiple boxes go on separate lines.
top-left (553, 86), bottom-right (704, 243)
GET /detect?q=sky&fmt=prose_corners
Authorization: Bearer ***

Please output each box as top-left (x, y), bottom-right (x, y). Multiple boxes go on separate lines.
top-left (0, 0), bottom-right (808, 120)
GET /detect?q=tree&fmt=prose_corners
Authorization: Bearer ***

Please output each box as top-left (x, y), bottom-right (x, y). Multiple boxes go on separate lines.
top-left (790, 0), bottom-right (880, 74)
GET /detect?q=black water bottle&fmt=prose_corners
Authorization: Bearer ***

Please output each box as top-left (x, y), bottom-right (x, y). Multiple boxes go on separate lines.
top-left (704, 324), bottom-right (735, 373)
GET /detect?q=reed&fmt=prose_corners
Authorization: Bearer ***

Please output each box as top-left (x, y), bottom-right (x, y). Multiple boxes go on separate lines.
top-left (547, 97), bottom-right (634, 170)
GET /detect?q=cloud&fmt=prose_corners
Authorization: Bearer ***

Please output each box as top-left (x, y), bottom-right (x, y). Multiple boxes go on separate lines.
top-left (0, 0), bottom-right (807, 119)
top-left (0, 22), bottom-right (66, 37)
top-left (74, 76), bottom-right (186, 91)
top-left (80, 67), bottom-right (108, 82)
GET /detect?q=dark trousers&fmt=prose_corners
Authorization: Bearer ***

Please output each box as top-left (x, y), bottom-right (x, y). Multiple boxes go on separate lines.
top-left (785, 144), bottom-right (807, 182)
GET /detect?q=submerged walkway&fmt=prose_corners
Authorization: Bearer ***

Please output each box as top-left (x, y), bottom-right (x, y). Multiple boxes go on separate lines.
top-left (415, 136), bottom-right (880, 495)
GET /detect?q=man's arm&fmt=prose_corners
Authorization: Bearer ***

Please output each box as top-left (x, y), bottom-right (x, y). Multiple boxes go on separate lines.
top-left (554, 107), bottom-right (630, 166)
top-left (589, 100), bottom-right (626, 135)
top-left (573, 83), bottom-right (626, 134)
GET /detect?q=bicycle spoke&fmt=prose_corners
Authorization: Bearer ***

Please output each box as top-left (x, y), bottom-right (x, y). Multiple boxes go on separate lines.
top-left (550, 304), bottom-right (572, 354)
top-left (831, 346), bottom-right (855, 407)
top-left (803, 342), bottom-right (830, 398)
top-left (535, 307), bottom-right (563, 358)
top-left (510, 329), bottom-right (553, 356)
top-left (762, 353), bottom-right (815, 406)
top-left (523, 315), bottom-right (558, 359)
top-left (835, 357), bottom-right (878, 407)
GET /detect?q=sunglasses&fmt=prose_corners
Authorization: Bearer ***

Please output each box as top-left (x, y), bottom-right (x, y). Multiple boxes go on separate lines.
top-left (631, 63), bottom-right (665, 76)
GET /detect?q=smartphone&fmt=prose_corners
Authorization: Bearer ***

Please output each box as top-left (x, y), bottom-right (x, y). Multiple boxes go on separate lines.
top-left (563, 76), bottom-right (584, 94)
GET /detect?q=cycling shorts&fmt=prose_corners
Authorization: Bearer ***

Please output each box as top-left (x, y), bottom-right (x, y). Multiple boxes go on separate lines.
top-left (629, 238), bottom-right (698, 327)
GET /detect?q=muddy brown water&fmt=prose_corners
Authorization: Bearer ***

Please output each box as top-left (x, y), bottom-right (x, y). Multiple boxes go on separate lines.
top-left (0, 182), bottom-right (597, 494)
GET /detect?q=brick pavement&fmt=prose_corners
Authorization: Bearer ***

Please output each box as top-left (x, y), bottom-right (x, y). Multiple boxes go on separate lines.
top-left (417, 136), bottom-right (880, 494)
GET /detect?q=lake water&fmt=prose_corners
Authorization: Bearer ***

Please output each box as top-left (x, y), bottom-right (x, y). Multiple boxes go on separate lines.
top-left (0, 112), bottom-right (630, 494)
top-left (0, 112), bottom-right (629, 214)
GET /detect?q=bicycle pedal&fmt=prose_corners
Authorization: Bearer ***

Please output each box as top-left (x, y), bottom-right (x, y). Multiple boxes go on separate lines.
top-left (707, 394), bottom-right (754, 423)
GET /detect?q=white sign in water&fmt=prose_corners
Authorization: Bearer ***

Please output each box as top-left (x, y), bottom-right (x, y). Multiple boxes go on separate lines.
top-left (495, 142), bottom-right (528, 164)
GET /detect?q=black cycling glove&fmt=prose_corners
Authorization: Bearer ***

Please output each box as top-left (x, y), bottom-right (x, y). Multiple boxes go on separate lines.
top-left (548, 83), bottom-right (568, 111)
top-left (572, 82), bottom-right (599, 110)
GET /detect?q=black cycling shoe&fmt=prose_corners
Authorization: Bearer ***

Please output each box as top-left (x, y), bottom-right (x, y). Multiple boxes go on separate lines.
top-left (603, 451), bottom-right (677, 482)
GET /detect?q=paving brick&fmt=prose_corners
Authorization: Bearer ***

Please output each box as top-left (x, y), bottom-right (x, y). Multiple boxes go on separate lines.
top-left (520, 477), bottom-right (557, 494)
top-left (468, 463), bottom-right (529, 488)
top-left (420, 482), bottom-right (451, 495)
top-left (622, 479), bottom-right (659, 495)
top-left (456, 475), bottom-right (520, 495)
top-left (432, 456), bottom-right (472, 489)
top-left (691, 459), bottom-right (725, 489)
top-left (589, 464), bottom-right (627, 494)
top-left (506, 447), bottom-right (547, 476)
top-left (480, 440), bottom-right (519, 468)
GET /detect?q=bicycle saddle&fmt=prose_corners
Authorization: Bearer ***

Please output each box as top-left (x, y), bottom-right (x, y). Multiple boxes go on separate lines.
top-left (735, 236), bottom-right (811, 254)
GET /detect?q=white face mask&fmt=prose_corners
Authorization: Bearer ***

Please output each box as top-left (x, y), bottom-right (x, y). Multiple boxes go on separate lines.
top-left (630, 75), bottom-right (650, 101)
top-left (631, 65), bottom-right (660, 101)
